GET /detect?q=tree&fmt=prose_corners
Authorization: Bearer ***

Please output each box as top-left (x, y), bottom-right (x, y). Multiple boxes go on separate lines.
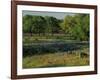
top-left (82, 14), bottom-right (89, 40)
top-left (23, 14), bottom-right (89, 41)
top-left (23, 15), bottom-right (46, 36)
top-left (60, 14), bottom-right (89, 41)
top-left (45, 16), bottom-right (60, 35)
top-left (23, 15), bottom-right (33, 36)
top-left (71, 14), bottom-right (90, 41)
top-left (60, 15), bottom-right (75, 36)
top-left (32, 16), bottom-right (46, 35)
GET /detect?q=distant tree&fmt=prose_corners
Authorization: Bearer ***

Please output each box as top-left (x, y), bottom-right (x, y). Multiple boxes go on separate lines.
top-left (45, 16), bottom-right (60, 35)
top-left (60, 14), bottom-right (89, 41)
top-left (23, 14), bottom-right (89, 41)
top-left (71, 14), bottom-right (90, 41)
top-left (60, 15), bottom-right (75, 35)
top-left (44, 16), bottom-right (52, 34)
top-left (82, 14), bottom-right (89, 40)
top-left (60, 15), bottom-right (76, 39)
top-left (23, 15), bottom-right (33, 36)
top-left (32, 16), bottom-right (46, 35)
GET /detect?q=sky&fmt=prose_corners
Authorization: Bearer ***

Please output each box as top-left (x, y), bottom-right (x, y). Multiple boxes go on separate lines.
top-left (22, 10), bottom-right (76, 19)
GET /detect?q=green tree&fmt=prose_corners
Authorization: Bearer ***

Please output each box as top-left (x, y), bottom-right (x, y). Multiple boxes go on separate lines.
top-left (45, 16), bottom-right (60, 35)
top-left (32, 16), bottom-right (46, 35)
top-left (71, 14), bottom-right (89, 41)
top-left (60, 15), bottom-right (74, 34)
top-left (23, 15), bottom-right (33, 36)
top-left (60, 14), bottom-right (89, 41)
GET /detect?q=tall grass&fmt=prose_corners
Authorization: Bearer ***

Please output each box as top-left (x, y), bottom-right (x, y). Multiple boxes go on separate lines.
top-left (23, 48), bottom-right (89, 68)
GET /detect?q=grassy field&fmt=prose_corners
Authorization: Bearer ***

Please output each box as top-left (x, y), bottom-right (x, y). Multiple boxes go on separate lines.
top-left (23, 34), bottom-right (75, 43)
top-left (23, 34), bottom-right (89, 68)
top-left (23, 48), bottom-right (89, 68)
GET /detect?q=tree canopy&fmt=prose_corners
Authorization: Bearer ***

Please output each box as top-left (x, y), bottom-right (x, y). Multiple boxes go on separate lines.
top-left (23, 14), bottom-right (89, 41)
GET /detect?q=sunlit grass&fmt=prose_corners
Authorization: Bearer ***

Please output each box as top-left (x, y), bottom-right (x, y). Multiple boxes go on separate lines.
top-left (23, 48), bottom-right (89, 68)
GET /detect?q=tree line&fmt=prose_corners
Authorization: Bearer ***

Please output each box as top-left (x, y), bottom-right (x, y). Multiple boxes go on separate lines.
top-left (23, 14), bottom-right (89, 41)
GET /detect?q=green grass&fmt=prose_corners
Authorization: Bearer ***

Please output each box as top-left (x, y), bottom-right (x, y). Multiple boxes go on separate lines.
top-left (23, 34), bottom-right (75, 44)
top-left (23, 48), bottom-right (89, 68)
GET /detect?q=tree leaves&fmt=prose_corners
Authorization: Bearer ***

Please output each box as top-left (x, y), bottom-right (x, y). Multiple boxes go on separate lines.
top-left (23, 14), bottom-right (89, 41)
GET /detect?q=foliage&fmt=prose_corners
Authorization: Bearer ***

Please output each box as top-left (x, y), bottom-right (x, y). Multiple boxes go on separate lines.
top-left (23, 14), bottom-right (89, 41)
top-left (23, 15), bottom-right (33, 33)
top-left (71, 14), bottom-right (90, 41)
